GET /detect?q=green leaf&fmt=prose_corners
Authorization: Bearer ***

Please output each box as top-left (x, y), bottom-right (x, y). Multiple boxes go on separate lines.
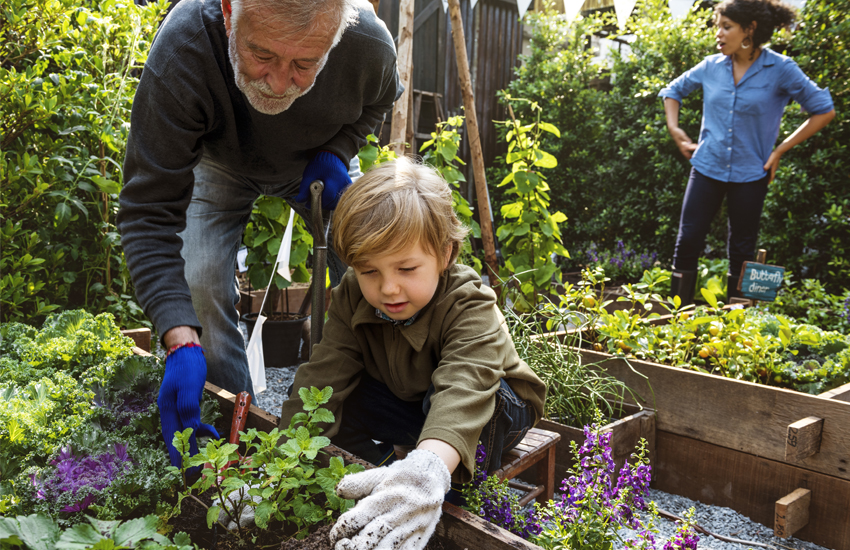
top-left (206, 506), bottom-right (220, 529)
top-left (537, 122), bottom-right (561, 137)
top-left (112, 516), bottom-right (160, 546)
top-left (90, 176), bottom-right (121, 195)
top-left (700, 288), bottom-right (718, 309)
top-left (532, 150), bottom-right (557, 168)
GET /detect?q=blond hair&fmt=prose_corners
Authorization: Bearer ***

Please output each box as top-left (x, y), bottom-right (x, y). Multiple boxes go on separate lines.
top-left (333, 157), bottom-right (469, 269)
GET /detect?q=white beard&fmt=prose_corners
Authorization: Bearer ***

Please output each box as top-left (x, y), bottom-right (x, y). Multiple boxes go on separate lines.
top-left (228, 31), bottom-right (327, 115)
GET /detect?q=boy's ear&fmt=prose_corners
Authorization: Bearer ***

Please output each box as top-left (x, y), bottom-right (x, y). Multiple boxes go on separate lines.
top-left (443, 245), bottom-right (452, 270)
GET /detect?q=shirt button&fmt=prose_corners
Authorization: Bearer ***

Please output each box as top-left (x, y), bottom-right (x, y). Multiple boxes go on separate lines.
top-left (732, 92), bottom-right (735, 96)
top-left (728, 128), bottom-right (732, 132)
top-left (729, 110), bottom-right (733, 114)
top-left (727, 164), bottom-right (730, 168)
top-left (727, 147), bottom-right (731, 151)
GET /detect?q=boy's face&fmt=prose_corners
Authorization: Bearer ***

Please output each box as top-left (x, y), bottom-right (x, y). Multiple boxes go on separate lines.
top-left (354, 240), bottom-right (450, 321)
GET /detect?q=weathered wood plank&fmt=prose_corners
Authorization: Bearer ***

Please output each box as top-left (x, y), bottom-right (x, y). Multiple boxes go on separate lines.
top-left (654, 431), bottom-right (850, 550)
top-left (534, 406), bottom-right (656, 486)
top-left (775, 488), bottom-right (811, 539)
top-left (121, 328), bottom-right (151, 353)
top-left (435, 502), bottom-right (542, 550)
top-left (579, 349), bottom-right (850, 480)
top-left (820, 381), bottom-right (850, 403)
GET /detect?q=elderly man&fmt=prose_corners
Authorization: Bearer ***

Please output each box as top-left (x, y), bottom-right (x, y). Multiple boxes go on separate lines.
top-left (117, 0), bottom-right (400, 468)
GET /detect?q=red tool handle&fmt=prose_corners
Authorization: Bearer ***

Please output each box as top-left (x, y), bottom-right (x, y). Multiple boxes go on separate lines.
top-left (224, 391), bottom-right (252, 470)
top-left (203, 391), bottom-right (252, 475)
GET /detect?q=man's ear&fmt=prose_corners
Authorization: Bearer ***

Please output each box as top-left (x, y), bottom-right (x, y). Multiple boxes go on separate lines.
top-left (222, 0), bottom-right (233, 34)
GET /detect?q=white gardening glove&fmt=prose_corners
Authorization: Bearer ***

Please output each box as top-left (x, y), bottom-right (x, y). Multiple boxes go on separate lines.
top-left (330, 449), bottom-right (451, 550)
top-left (213, 483), bottom-right (263, 530)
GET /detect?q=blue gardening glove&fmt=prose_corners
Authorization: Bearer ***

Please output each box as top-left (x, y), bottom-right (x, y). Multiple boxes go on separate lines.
top-left (158, 345), bottom-right (220, 469)
top-left (295, 151), bottom-right (352, 210)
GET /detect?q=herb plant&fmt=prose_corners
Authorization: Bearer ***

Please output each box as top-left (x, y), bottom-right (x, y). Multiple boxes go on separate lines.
top-left (170, 386), bottom-right (363, 542)
top-left (507, 298), bottom-right (643, 428)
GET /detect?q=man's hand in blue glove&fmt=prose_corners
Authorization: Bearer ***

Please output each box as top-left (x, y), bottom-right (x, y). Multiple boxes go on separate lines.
top-left (295, 151), bottom-right (353, 210)
top-left (158, 338), bottom-right (219, 471)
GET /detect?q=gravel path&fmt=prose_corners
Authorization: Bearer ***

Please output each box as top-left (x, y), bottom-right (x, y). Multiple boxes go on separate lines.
top-left (612, 489), bottom-right (830, 550)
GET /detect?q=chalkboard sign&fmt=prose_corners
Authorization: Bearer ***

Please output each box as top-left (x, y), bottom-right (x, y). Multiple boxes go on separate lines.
top-left (738, 261), bottom-right (785, 301)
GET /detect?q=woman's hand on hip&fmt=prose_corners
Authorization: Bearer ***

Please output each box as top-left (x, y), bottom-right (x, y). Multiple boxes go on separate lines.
top-left (764, 149), bottom-right (784, 183)
top-left (669, 127), bottom-right (697, 159)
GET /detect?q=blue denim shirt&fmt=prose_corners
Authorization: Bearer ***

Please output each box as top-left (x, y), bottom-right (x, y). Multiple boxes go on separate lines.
top-left (659, 48), bottom-right (833, 183)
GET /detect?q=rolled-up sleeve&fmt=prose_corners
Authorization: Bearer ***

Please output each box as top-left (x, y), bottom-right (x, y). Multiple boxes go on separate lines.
top-left (781, 59), bottom-right (834, 115)
top-left (659, 59), bottom-right (707, 103)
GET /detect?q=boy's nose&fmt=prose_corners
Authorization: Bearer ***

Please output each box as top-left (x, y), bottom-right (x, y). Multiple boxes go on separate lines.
top-left (381, 277), bottom-right (400, 295)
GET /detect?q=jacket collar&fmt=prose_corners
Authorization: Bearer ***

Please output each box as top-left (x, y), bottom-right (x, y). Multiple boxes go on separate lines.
top-left (350, 269), bottom-right (452, 352)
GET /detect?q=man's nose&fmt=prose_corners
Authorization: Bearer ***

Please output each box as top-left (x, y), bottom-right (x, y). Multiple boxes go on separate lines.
top-left (265, 64), bottom-right (292, 95)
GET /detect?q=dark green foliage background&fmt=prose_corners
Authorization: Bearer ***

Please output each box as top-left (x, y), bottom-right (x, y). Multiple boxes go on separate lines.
top-left (1, 0), bottom-right (167, 326)
top-left (500, 0), bottom-right (848, 290)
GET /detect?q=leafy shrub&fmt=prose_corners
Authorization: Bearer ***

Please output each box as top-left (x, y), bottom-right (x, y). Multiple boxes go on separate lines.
top-left (760, 1), bottom-right (850, 289)
top-left (578, 240), bottom-right (660, 283)
top-left (764, 277), bottom-right (850, 334)
top-left (0, 0), bottom-right (167, 326)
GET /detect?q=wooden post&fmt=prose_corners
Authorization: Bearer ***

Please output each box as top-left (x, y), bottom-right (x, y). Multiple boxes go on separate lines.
top-left (775, 488), bottom-right (811, 538)
top-left (446, 0), bottom-right (499, 286)
top-left (390, 0), bottom-right (415, 156)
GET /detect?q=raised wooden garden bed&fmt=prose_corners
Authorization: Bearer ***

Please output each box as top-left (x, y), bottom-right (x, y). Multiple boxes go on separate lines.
top-left (204, 381), bottom-right (544, 550)
top-left (576, 348), bottom-right (850, 549)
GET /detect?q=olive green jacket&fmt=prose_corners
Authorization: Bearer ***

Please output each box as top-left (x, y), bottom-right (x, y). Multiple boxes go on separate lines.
top-left (278, 264), bottom-right (546, 482)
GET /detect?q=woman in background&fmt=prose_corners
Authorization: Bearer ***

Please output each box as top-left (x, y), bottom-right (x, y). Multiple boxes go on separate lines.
top-left (659, 0), bottom-right (834, 304)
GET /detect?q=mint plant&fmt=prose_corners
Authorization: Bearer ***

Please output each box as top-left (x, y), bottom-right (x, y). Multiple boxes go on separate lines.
top-left (495, 95), bottom-right (569, 312)
top-left (170, 386), bottom-right (364, 542)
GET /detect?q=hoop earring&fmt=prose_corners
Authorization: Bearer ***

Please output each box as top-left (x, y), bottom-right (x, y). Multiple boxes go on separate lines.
top-left (742, 37), bottom-right (751, 49)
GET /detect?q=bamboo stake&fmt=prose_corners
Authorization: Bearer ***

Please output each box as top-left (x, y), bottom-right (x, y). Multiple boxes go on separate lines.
top-left (390, 0), bottom-right (415, 155)
top-left (446, 0), bottom-right (499, 285)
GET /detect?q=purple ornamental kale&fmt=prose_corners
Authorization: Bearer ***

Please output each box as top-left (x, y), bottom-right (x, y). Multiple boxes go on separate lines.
top-left (32, 443), bottom-right (133, 512)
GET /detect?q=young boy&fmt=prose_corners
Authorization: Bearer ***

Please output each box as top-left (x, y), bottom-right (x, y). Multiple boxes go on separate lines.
top-left (279, 157), bottom-right (546, 550)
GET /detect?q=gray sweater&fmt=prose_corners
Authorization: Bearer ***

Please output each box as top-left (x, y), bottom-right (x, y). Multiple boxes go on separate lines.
top-left (117, 0), bottom-right (401, 338)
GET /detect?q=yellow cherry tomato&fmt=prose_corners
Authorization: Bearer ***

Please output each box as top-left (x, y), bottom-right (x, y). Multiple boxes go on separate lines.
top-left (709, 326), bottom-right (719, 337)
top-left (583, 296), bottom-right (597, 308)
top-left (698, 348), bottom-right (710, 358)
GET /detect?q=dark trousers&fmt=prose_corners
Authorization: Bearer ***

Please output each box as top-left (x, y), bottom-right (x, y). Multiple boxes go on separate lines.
top-left (673, 168), bottom-right (770, 278)
top-left (330, 372), bottom-right (534, 476)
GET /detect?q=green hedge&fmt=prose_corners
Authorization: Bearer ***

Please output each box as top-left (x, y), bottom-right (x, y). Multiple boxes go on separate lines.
top-left (500, 0), bottom-right (848, 291)
top-left (1, 0), bottom-right (167, 326)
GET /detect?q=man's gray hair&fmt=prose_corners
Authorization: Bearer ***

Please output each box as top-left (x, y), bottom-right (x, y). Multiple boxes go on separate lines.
top-left (230, 0), bottom-right (359, 45)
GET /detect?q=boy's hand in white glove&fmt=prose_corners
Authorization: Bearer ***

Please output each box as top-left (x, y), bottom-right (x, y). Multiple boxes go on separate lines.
top-left (330, 449), bottom-right (451, 550)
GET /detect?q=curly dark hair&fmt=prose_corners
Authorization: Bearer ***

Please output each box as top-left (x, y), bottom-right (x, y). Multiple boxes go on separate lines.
top-left (714, 0), bottom-right (797, 49)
